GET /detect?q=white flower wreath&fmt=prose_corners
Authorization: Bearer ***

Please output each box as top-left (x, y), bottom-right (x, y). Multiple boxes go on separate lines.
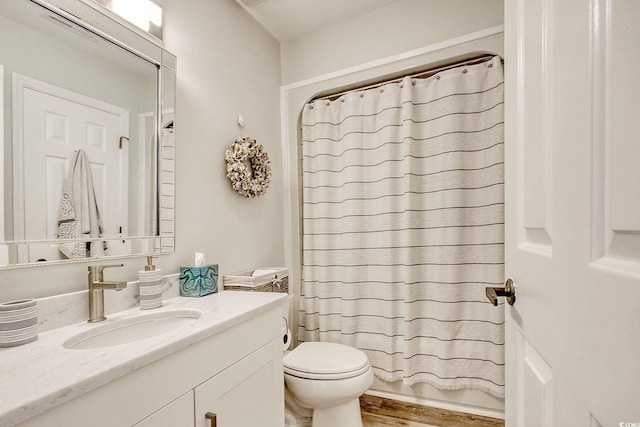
top-left (225, 137), bottom-right (272, 198)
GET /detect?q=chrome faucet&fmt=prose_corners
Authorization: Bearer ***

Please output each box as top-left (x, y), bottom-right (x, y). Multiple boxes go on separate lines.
top-left (88, 264), bottom-right (127, 323)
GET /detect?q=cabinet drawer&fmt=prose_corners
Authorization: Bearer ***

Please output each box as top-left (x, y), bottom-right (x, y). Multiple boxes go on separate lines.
top-left (134, 391), bottom-right (194, 427)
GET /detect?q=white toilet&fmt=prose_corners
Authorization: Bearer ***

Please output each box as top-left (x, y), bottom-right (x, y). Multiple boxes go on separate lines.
top-left (283, 341), bottom-right (374, 427)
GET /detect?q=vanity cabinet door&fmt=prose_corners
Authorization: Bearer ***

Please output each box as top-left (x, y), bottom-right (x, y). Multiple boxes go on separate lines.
top-left (195, 337), bottom-right (284, 427)
top-left (133, 391), bottom-right (194, 427)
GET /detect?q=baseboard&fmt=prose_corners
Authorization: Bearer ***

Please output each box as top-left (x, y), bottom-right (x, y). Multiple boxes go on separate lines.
top-left (364, 389), bottom-right (505, 420)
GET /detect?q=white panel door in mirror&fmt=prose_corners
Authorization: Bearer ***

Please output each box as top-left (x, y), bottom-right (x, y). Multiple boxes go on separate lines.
top-left (19, 81), bottom-right (128, 263)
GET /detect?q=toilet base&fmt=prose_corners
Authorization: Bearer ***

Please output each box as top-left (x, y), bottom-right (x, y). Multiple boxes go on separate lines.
top-left (312, 398), bottom-right (363, 427)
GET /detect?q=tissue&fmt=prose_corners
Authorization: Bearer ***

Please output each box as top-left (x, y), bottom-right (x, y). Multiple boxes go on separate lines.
top-left (195, 252), bottom-right (206, 267)
top-left (180, 253), bottom-right (218, 297)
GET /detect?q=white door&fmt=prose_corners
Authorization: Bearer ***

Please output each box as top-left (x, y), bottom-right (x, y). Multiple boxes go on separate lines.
top-left (503, 0), bottom-right (640, 425)
top-left (13, 75), bottom-right (128, 261)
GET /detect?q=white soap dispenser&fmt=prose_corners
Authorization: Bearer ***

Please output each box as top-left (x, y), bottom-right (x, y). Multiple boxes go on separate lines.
top-left (139, 256), bottom-right (162, 309)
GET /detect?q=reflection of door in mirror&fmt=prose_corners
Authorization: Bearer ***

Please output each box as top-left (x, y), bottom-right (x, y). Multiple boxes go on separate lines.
top-left (0, 0), bottom-right (174, 269)
top-left (14, 75), bottom-right (128, 263)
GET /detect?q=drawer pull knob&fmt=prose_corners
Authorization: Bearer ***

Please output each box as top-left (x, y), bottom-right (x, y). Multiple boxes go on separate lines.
top-left (205, 412), bottom-right (217, 427)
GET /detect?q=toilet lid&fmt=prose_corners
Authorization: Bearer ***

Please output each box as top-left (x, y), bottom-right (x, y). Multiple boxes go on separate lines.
top-left (283, 342), bottom-right (370, 380)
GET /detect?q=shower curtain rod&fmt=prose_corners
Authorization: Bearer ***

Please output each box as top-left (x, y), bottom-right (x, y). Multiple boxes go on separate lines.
top-left (315, 54), bottom-right (498, 102)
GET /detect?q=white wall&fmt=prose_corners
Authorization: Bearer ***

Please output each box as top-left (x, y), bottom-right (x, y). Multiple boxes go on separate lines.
top-left (162, 0), bottom-right (284, 275)
top-left (0, 0), bottom-right (284, 301)
top-left (281, 0), bottom-right (505, 417)
top-left (281, 0), bottom-right (504, 85)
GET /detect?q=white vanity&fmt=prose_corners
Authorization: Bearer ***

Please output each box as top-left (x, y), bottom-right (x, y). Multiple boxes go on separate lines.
top-left (0, 291), bottom-right (287, 427)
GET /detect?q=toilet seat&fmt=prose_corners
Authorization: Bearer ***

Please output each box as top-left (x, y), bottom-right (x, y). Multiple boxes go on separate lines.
top-left (283, 342), bottom-right (370, 380)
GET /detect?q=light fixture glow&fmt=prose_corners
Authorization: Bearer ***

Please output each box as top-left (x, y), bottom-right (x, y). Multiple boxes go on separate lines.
top-left (111, 0), bottom-right (162, 32)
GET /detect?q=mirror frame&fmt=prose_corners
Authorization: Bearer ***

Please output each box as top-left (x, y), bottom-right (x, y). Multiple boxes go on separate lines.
top-left (0, 0), bottom-right (176, 269)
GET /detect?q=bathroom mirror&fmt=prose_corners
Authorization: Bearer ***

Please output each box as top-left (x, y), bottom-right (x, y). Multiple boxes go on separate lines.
top-left (0, 0), bottom-right (176, 268)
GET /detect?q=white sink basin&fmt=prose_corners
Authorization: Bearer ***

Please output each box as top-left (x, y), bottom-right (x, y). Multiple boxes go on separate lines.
top-left (63, 309), bottom-right (202, 350)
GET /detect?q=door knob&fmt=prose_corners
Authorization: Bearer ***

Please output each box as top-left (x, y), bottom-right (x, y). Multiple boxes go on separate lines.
top-left (485, 278), bottom-right (516, 306)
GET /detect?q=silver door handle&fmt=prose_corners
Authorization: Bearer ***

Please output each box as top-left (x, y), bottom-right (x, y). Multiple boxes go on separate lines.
top-left (486, 278), bottom-right (516, 306)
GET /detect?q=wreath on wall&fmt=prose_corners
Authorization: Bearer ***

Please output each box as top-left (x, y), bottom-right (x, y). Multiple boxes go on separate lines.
top-left (225, 137), bottom-right (272, 198)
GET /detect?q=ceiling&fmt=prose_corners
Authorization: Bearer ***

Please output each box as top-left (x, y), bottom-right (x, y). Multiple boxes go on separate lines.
top-left (234, 0), bottom-right (398, 42)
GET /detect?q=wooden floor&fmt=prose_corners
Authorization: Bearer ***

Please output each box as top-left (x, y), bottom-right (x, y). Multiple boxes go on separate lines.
top-left (360, 395), bottom-right (504, 427)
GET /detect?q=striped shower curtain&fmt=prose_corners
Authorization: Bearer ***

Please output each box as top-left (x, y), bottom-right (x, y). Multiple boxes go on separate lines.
top-left (298, 56), bottom-right (505, 398)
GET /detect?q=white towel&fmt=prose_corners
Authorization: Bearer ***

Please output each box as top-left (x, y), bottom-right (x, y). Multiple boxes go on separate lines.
top-left (252, 269), bottom-right (279, 278)
top-left (57, 150), bottom-right (105, 258)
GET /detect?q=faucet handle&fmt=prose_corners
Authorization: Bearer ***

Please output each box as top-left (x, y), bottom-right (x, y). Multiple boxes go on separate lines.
top-left (88, 264), bottom-right (124, 275)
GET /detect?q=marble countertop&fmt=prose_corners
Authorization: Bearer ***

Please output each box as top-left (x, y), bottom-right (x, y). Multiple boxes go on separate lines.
top-left (0, 291), bottom-right (287, 426)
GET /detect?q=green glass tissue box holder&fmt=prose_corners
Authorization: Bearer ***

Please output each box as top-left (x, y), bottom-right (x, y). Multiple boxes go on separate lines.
top-left (179, 265), bottom-right (218, 297)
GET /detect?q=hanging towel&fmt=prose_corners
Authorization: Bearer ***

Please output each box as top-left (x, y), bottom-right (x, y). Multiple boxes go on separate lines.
top-left (57, 150), bottom-right (105, 258)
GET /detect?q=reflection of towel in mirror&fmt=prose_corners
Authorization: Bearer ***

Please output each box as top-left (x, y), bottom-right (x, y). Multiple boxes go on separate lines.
top-left (57, 150), bottom-right (105, 259)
